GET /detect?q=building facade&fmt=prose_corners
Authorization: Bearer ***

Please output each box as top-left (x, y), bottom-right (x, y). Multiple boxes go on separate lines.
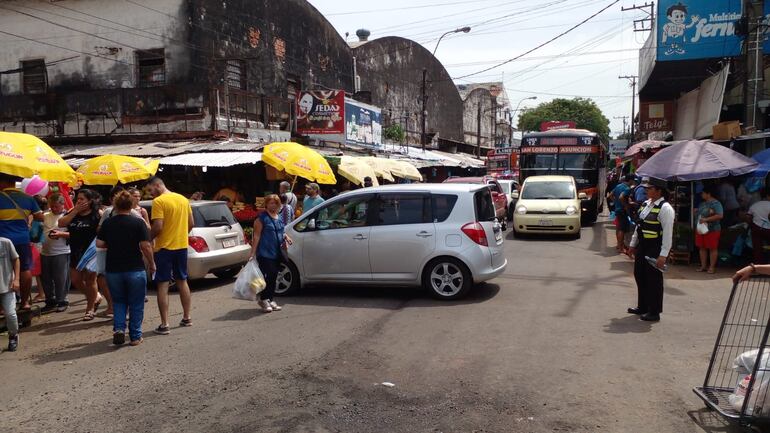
top-left (351, 35), bottom-right (464, 148)
top-left (0, 0), bottom-right (352, 143)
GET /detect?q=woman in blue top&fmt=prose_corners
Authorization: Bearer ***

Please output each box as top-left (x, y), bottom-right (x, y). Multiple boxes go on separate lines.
top-left (695, 185), bottom-right (724, 274)
top-left (250, 194), bottom-right (293, 313)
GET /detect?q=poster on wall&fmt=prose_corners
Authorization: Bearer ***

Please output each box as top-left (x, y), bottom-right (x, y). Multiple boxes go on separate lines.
top-left (657, 0), bottom-right (742, 62)
top-left (296, 90), bottom-right (345, 134)
top-left (345, 98), bottom-right (382, 148)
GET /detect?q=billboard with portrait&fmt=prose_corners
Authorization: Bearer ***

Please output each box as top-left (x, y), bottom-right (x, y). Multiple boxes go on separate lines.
top-left (296, 90), bottom-right (345, 134)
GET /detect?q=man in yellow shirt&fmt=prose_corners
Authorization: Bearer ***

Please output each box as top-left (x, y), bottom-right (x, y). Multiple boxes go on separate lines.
top-left (146, 177), bottom-right (194, 335)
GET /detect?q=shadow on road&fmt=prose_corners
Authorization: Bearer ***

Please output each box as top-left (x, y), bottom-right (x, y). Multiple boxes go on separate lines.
top-left (288, 282), bottom-right (501, 308)
top-left (602, 315), bottom-right (653, 334)
top-left (31, 332), bottom-right (163, 365)
top-left (687, 408), bottom-right (747, 433)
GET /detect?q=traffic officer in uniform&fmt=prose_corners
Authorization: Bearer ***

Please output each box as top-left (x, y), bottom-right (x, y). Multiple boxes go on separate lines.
top-left (627, 177), bottom-right (675, 322)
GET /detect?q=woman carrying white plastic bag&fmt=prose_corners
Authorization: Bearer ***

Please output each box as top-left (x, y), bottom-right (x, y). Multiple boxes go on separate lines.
top-left (233, 258), bottom-right (266, 301)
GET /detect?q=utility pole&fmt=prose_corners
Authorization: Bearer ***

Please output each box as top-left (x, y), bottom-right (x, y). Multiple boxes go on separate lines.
top-left (743, 0), bottom-right (764, 131)
top-left (621, 3), bottom-right (655, 32)
top-left (476, 100), bottom-right (482, 158)
top-left (421, 68), bottom-right (427, 151)
top-left (614, 115), bottom-right (629, 138)
top-left (619, 75), bottom-right (637, 142)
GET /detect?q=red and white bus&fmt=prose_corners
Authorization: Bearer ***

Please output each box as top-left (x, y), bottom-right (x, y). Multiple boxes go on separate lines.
top-left (519, 129), bottom-right (607, 223)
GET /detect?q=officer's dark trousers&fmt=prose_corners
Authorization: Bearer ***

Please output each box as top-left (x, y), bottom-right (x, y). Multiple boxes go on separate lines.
top-left (633, 251), bottom-right (664, 314)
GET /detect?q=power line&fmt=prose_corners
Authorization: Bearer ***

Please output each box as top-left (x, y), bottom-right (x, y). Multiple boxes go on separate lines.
top-left (0, 29), bottom-right (133, 66)
top-left (451, 0), bottom-right (621, 81)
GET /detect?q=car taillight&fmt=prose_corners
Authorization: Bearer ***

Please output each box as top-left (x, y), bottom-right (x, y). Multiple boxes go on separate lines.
top-left (188, 236), bottom-right (209, 253)
top-left (461, 222), bottom-right (488, 246)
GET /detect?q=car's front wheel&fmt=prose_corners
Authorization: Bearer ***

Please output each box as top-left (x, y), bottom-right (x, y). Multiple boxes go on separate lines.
top-left (275, 261), bottom-right (300, 296)
top-left (423, 258), bottom-right (472, 300)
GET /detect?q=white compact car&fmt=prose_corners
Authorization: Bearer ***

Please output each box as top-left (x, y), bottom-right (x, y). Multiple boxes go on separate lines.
top-left (511, 175), bottom-right (585, 238)
top-left (276, 184), bottom-right (507, 300)
top-left (141, 200), bottom-right (251, 280)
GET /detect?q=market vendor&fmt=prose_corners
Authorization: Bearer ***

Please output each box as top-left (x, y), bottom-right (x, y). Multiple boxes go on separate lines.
top-left (214, 184), bottom-right (244, 205)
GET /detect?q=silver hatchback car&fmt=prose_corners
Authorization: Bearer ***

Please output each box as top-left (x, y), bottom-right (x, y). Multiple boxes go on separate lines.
top-left (140, 200), bottom-right (251, 280)
top-left (276, 183), bottom-right (507, 300)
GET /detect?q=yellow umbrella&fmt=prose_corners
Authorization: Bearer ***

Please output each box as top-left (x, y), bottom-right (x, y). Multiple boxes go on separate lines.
top-left (337, 156), bottom-right (379, 187)
top-left (0, 132), bottom-right (77, 183)
top-left (77, 154), bottom-right (159, 186)
top-left (262, 141), bottom-right (337, 184)
top-left (360, 157), bottom-right (395, 182)
top-left (389, 159), bottom-right (423, 181)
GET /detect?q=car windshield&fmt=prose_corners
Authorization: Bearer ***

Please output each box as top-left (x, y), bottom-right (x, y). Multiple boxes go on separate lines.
top-left (498, 182), bottom-right (512, 194)
top-left (521, 181), bottom-right (575, 200)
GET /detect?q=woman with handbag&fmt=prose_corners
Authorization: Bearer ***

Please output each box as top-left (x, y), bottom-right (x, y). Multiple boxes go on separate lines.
top-left (695, 185), bottom-right (724, 274)
top-left (249, 194), bottom-right (292, 313)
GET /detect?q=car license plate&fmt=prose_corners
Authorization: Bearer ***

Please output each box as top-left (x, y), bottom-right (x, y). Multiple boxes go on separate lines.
top-left (222, 238), bottom-right (236, 248)
top-left (539, 219), bottom-right (553, 226)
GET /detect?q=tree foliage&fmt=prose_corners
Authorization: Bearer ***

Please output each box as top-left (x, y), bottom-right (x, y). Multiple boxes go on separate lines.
top-left (517, 98), bottom-right (611, 141)
top-left (383, 124), bottom-right (406, 142)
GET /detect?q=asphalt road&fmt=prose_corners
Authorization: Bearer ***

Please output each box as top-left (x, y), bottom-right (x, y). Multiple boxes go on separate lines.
top-left (0, 219), bottom-right (749, 433)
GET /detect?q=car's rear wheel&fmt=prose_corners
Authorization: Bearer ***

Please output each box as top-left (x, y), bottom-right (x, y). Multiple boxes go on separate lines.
top-left (213, 266), bottom-right (242, 280)
top-left (275, 261), bottom-right (300, 296)
top-left (423, 258), bottom-right (471, 300)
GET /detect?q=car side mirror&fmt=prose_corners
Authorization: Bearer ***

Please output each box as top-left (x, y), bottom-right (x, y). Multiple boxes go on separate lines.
top-left (511, 191), bottom-right (519, 199)
top-left (307, 219), bottom-right (316, 230)
top-left (578, 192), bottom-right (588, 200)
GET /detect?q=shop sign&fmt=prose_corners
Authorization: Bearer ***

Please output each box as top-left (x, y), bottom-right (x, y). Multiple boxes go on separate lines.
top-left (609, 140), bottom-right (629, 159)
top-left (297, 90), bottom-right (345, 134)
top-left (345, 98), bottom-right (382, 148)
top-left (540, 121), bottom-right (576, 131)
top-left (657, 0), bottom-right (742, 62)
top-left (639, 101), bottom-right (675, 132)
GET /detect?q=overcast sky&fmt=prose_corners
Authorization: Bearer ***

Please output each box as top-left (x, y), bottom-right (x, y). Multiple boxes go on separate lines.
top-left (308, 0), bottom-right (647, 138)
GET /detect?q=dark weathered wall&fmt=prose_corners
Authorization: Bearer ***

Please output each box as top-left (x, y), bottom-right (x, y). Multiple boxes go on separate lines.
top-left (189, 0), bottom-right (354, 97)
top-left (353, 37), bottom-right (463, 144)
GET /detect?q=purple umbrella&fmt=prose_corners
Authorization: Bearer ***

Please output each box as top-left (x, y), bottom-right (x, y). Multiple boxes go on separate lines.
top-left (636, 140), bottom-right (758, 181)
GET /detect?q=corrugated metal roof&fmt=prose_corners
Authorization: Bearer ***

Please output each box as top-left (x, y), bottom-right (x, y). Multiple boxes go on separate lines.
top-left (159, 152), bottom-right (262, 167)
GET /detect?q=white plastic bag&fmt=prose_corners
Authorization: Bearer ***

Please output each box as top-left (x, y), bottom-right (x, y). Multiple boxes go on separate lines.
top-left (233, 259), bottom-right (266, 301)
top-left (730, 349), bottom-right (770, 415)
top-left (696, 222), bottom-right (709, 235)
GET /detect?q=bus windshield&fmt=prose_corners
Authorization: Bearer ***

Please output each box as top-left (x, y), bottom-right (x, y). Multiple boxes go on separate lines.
top-left (520, 153), bottom-right (599, 188)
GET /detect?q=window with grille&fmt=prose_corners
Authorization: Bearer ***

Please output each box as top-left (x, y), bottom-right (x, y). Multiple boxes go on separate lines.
top-left (136, 49), bottom-right (165, 88)
top-left (21, 59), bottom-right (47, 94)
top-left (226, 60), bottom-right (245, 90)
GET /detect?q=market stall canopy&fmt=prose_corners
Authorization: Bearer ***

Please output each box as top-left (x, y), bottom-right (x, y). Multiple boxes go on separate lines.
top-left (77, 154), bottom-right (159, 186)
top-left (636, 140), bottom-right (759, 181)
top-left (159, 152), bottom-right (262, 167)
top-left (337, 156), bottom-right (379, 187)
top-left (261, 142), bottom-right (336, 185)
top-left (624, 140), bottom-right (671, 157)
top-left (388, 159), bottom-right (423, 181)
top-left (0, 132), bottom-right (78, 184)
top-left (361, 157), bottom-right (396, 182)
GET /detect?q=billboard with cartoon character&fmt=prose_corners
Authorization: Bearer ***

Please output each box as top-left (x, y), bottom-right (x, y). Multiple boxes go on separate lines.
top-left (657, 0), bottom-right (742, 61)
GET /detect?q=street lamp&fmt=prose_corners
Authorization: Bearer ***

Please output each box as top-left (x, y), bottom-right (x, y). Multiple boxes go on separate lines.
top-left (432, 26), bottom-right (471, 56)
top-left (512, 96), bottom-right (538, 122)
